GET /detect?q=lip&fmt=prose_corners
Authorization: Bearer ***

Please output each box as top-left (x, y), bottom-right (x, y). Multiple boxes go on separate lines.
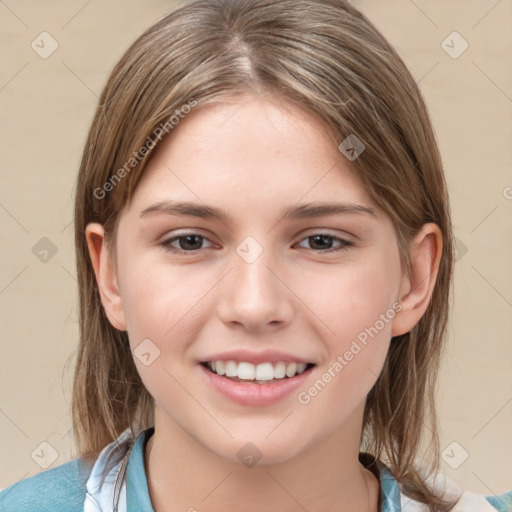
top-left (199, 349), bottom-right (314, 365)
top-left (198, 362), bottom-right (314, 406)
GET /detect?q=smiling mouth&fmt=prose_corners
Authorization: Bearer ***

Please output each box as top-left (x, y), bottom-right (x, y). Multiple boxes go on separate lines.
top-left (200, 360), bottom-right (316, 384)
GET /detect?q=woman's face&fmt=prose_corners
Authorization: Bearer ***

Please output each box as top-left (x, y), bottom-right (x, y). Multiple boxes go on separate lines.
top-left (109, 93), bottom-right (406, 463)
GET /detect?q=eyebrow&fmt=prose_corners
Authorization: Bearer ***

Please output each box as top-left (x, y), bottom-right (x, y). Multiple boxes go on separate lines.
top-left (139, 200), bottom-right (377, 222)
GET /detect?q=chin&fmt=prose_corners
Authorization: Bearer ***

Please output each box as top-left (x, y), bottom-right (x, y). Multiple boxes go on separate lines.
top-left (205, 432), bottom-right (309, 467)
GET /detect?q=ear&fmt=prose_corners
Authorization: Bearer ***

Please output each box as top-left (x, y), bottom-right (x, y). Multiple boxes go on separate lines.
top-left (85, 222), bottom-right (127, 331)
top-left (391, 223), bottom-right (443, 337)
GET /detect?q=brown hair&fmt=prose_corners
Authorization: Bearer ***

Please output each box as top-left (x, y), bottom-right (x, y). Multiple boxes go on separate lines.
top-left (72, 0), bottom-right (456, 509)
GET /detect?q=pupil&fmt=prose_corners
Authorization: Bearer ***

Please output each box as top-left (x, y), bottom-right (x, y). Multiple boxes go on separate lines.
top-left (182, 235), bottom-right (202, 250)
top-left (311, 235), bottom-right (331, 250)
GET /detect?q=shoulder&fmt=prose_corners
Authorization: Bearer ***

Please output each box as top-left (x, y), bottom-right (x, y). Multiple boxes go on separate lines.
top-left (398, 475), bottom-right (512, 512)
top-left (400, 489), bottom-right (512, 511)
top-left (0, 456), bottom-right (93, 512)
top-left (484, 489), bottom-right (512, 512)
top-left (364, 455), bottom-right (511, 512)
top-left (0, 427), bottom-right (146, 512)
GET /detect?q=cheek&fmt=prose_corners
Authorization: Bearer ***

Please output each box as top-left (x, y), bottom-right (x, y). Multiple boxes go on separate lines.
top-left (119, 250), bottom-right (210, 343)
top-left (117, 255), bottom-right (210, 412)
top-left (293, 254), bottom-right (399, 413)
top-left (117, 251), bottom-right (228, 403)
top-left (304, 253), bottom-right (400, 346)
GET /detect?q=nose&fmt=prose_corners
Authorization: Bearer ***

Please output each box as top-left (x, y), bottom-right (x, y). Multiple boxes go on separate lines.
top-left (216, 243), bottom-right (294, 332)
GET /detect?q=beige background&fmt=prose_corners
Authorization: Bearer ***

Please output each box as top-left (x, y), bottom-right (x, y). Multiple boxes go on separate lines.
top-left (1, 0), bottom-right (511, 496)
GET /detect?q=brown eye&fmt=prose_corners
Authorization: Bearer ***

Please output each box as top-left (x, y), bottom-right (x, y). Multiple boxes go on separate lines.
top-left (297, 234), bottom-right (354, 253)
top-left (161, 233), bottom-right (212, 254)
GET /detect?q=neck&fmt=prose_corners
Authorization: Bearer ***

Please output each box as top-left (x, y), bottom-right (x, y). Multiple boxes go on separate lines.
top-left (145, 405), bottom-right (380, 512)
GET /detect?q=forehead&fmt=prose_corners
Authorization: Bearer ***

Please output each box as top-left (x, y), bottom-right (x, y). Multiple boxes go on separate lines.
top-left (127, 94), bottom-right (378, 219)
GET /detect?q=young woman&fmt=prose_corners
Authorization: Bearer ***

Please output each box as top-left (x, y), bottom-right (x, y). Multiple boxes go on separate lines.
top-left (1, 1), bottom-right (510, 511)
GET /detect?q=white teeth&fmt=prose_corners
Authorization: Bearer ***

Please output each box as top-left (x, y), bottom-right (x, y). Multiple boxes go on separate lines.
top-left (225, 360), bottom-right (238, 377)
top-left (237, 362), bottom-right (255, 380)
top-left (255, 362), bottom-right (274, 380)
top-left (206, 360), bottom-right (311, 381)
top-left (285, 362), bottom-right (297, 377)
top-left (215, 360), bottom-right (226, 376)
top-left (274, 361), bottom-right (286, 379)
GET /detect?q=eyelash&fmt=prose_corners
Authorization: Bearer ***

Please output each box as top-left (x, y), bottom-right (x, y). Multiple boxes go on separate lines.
top-left (160, 232), bottom-right (354, 255)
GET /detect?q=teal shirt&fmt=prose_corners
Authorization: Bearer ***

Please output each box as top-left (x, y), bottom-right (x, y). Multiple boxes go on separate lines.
top-left (1, 428), bottom-right (510, 511)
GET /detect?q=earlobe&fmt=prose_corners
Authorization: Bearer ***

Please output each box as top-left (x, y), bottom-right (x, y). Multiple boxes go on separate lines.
top-left (85, 223), bottom-right (127, 331)
top-left (391, 223), bottom-right (443, 337)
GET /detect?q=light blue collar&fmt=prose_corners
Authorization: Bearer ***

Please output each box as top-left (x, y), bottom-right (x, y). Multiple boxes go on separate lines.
top-left (125, 427), bottom-right (403, 511)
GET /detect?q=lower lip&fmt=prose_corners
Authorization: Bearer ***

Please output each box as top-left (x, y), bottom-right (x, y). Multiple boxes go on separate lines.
top-left (199, 363), bottom-right (314, 406)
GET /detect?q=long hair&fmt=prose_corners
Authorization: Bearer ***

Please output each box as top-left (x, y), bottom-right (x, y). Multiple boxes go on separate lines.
top-left (72, 1), bottom-right (456, 509)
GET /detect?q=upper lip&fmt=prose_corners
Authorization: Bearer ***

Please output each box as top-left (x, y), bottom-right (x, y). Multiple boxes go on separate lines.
top-left (199, 349), bottom-right (315, 365)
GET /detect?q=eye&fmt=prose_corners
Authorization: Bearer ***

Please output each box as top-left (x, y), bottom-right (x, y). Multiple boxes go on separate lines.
top-left (161, 233), bottom-right (214, 254)
top-left (160, 232), bottom-right (354, 255)
top-left (295, 233), bottom-right (354, 253)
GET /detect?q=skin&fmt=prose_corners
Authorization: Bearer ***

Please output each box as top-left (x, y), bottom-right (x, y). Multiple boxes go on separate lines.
top-left (86, 92), bottom-right (442, 512)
